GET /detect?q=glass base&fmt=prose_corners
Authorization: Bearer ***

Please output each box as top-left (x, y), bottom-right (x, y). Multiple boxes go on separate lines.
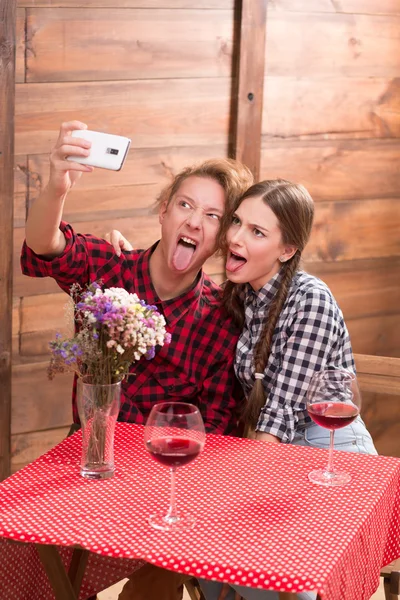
top-left (308, 468), bottom-right (351, 487)
top-left (148, 511), bottom-right (196, 531)
top-left (80, 466), bottom-right (115, 480)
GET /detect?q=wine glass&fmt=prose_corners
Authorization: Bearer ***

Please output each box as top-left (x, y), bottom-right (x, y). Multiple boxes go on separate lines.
top-left (144, 401), bottom-right (206, 531)
top-left (306, 369), bottom-right (361, 487)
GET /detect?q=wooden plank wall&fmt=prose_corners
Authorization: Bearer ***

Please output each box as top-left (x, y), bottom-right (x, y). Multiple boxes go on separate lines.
top-left (11, 0), bottom-right (400, 471)
top-left (259, 0), bottom-right (400, 455)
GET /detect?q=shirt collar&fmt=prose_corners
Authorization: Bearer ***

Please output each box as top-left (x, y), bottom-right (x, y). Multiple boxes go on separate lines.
top-left (137, 242), bottom-right (204, 325)
top-left (244, 270), bottom-right (283, 309)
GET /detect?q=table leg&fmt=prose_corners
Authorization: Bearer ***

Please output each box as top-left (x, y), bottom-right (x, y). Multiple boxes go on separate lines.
top-left (68, 547), bottom-right (90, 594)
top-left (36, 544), bottom-right (78, 600)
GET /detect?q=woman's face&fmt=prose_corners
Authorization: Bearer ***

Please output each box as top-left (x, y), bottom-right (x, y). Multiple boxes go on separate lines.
top-left (225, 195), bottom-right (296, 290)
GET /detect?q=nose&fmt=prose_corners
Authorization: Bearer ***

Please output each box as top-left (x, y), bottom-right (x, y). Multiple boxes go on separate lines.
top-left (229, 226), bottom-right (244, 245)
top-left (186, 208), bottom-right (203, 229)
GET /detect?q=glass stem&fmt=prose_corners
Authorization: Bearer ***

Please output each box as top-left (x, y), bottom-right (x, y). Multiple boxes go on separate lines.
top-left (327, 430), bottom-right (335, 474)
top-left (165, 467), bottom-right (178, 523)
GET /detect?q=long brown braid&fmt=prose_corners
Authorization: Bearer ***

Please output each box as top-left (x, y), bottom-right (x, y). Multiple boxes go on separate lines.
top-left (221, 179), bottom-right (315, 430)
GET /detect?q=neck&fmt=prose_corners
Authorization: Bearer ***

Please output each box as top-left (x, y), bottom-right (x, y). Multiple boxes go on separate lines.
top-left (149, 243), bottom-right (200, 301)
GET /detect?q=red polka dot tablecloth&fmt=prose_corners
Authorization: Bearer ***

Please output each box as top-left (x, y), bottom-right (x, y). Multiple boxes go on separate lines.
top-left (0, 423), bottom-right (399, 600)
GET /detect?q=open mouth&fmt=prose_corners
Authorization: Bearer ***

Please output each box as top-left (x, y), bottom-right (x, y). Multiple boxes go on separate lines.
top-left (226, 250), bottom-right (247, 273)
top-left (172, 235), bottom-right (198, 271)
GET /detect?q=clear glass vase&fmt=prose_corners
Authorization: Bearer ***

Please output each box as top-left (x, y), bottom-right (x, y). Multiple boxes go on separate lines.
top-left (77, 380), bottom-right (121, 480)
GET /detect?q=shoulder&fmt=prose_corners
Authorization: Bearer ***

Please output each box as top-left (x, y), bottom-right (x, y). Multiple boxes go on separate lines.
top-left (289, 271), bottom-right (344, 320)
top-left (200, 273), bottom-right (240, 336)
top-left (201, 273), bottom-right (223, 306)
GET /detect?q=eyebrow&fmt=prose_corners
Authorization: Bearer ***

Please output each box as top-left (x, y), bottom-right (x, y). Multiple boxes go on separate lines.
top-left (233, 212), bottom-right (270, 233)
top-left (177, 194), bottom-right (223, 215)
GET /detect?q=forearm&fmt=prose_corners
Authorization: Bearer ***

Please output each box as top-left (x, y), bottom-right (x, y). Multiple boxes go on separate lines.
top-left (25, 183), bottom-right (67, 257)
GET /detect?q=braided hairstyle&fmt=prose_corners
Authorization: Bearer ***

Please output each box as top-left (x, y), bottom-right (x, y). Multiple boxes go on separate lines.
top-left (221, 180), bottom-right (315, 430)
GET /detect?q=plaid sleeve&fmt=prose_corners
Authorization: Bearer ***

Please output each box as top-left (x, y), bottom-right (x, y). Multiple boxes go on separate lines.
top-left (21, 221), bottom-right (120, 294)
top-left (256, 288), bottom-right (352, 443)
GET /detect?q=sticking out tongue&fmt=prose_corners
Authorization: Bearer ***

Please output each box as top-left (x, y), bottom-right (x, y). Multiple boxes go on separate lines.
top-left (172, 240), bottom-right (196, 271)
top-left (226, 253), bottom-right (246, 273)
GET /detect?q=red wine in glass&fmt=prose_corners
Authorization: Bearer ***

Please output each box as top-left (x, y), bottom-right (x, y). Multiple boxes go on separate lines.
top-left (306, 369), bottom-right (361, 487)
top-left (144, 402), bottom-right (206, 530)
top-left (308, 402), bottom-right (359, 430)
top-left (146, 437), bottom-right (202, 468)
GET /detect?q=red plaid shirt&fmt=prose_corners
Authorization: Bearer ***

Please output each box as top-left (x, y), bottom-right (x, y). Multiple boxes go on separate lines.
top-left (21, 222), bottom-right (242, 434)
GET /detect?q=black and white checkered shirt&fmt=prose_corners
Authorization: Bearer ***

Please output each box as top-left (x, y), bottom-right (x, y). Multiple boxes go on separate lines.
top-left (235, 270), bottom-right (355, 442)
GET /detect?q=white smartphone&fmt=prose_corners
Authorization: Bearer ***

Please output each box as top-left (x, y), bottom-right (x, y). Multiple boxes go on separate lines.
top-left (67, 130), bottom-right (131, 171)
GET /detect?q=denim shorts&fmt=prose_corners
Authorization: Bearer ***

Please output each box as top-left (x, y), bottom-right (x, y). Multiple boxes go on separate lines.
top-left (292, 416), bottom-right (378, 455)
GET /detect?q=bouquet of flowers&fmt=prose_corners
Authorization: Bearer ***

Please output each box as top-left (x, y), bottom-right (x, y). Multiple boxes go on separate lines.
top-left (48, 282), bottom-right (171, 477)
top-left (48, 281), bottom-right (171, 384)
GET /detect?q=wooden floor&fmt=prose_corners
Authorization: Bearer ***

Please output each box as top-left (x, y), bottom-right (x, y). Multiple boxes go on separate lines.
top-left (98, 578), bottom-right (386, 599)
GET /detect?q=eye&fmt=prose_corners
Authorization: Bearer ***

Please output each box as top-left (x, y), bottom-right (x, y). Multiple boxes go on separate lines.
top-left (207, 213), bottom-right (220, 221)
top-left (179, 200), bottom-right (191, 209)
top-left (231, 215), bottom-right (240, 225)
top-left (253, 228), bottom-right (265, 238)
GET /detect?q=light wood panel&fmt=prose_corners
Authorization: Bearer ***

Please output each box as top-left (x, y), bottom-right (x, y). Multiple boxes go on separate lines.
top-left (25, 8), bottom-right (233, 82)
top-left (264, 10), bottom-right (400, 77)
top-left (14, 155), bottom-right (27, 227)
top-left (15, 8), bottom-right (25, 83)
top-left (260, 139), bottom-right (400, 202)
top-left (270, 1), bottom-right (400, 15)
top-left (15, 76), bottom-right (399, 155)
top-left (262, 76), bottom-right (400, 140)
top-left (305, 198), bottom-right (400, 262)
top-left (347, 314), bottom-right (400, 357)
top-left (306, 257), bottom-right (400, 321)
top-left (12, 362), bottom-right (73, 434)
top-left (20, 293), bottom-right (73, 357)
top-left (15, 78), bottom-right (232, 155)
top-left (11, 426), bottom-right (71, 471)
top-left (19, 0), bottom-right (234, 7)
top-left (235, 0), bottom-right (267, 178)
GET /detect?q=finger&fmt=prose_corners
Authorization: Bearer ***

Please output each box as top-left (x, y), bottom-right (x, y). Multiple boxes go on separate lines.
top-left (56, 121), bottom-right (87, 145)
top-left (104, 233), bottom-right (111, 243)
top-left (109, 231), bottom-right (122, 256)
top-left (119, 237), bottom-right (133, 251)
top-left (52, 159), bottom-right (93, 173)
top-left (53, 143), bottom-right (91, 161)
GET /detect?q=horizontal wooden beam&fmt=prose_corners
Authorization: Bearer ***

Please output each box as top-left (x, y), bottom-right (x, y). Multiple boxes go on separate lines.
top-left (355, 353), bottom-right (400, 395)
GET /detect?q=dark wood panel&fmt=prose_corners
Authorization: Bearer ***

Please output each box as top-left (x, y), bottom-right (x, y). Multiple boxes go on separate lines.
top-left (15, 78), bottom-right (231, 154)
top-left (235, 0), bottom-right (267, 178)
top-left (305, 257), bottom-right (400, 321)
top-left (12, 362), bottom-right (73, 434)
top-left (11, 426), bottom-right (71, 470)
top-left (347, 313), bottom-right (400, 357)
top-left (262, 76), bottom-right (399, 140)
top-left (19, 0), bottom-right (233, 7)
top-left (260, 139), bottom-right (400, 202)
top-left (14, 218), bottom-right (223, 296)
top-left (0, 0), bottom-right (16, 480)
top-left (270, 0), bottom-right (400, 15)
top-left (15, 8), bottom-right (25, 83)
top-left (305, 198), bottom-right (400, 262)
top-left (26, 8), bottom-right (233, 82)
top-left (265, 10), bottom-right (400, 77)
top-left (23, 145), bottom-right (228, 225)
